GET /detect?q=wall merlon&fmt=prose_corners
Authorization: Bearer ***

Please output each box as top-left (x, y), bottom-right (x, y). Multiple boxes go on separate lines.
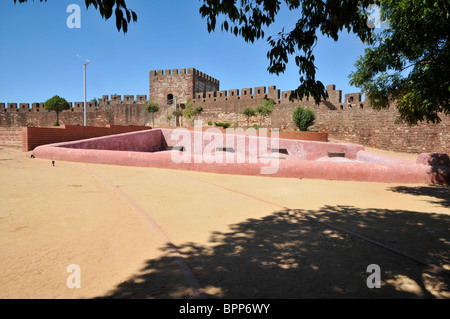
top-left (205, 91), bottom-right (216, 99)
top-left (228, 89), bottom-right (240, 97)
top-left (31, 103), bottom-right (43, 110)
top-left (281, 91), bottom-right (294, 101)
top-left (327, 86), bottom-right (342, 104)
top-left (136, 95), bottom-right (147, 101)
top-left (217, 91), bottom-right (228, 98)
top-left (254, 87), bottom-right (266, 95)
top-left (241, 88), bottom-right (253, 96)
top-left (345, 93), bottom-right (362, 104)
top-left (268, 86), bottom-right (280, 100)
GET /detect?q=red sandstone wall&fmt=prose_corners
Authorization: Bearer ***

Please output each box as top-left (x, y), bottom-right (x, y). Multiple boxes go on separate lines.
top-left (2, 85), bottom-right (449, 154)
top-left (22, 125), bottom-right (152, 152)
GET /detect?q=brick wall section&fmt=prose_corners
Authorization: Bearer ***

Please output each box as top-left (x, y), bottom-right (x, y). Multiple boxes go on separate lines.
top-left (0, 127), bottom-right (22, 148)
top-left (22, 125), bottom-right (152, 152)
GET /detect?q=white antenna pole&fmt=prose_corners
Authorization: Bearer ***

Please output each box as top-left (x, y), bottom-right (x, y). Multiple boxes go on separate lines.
top-left (77, 55), bottom-right (90, 126)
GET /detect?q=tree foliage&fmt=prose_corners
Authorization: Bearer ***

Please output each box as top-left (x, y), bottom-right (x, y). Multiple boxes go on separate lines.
top-left (17, 0), bottom-right (449, 125)
top-left (172, 109), bottom-right (183, 127)
top-left (256, 98), bottom-right (274, 126)
top-left (293, 105), bottom-right (315, 131)
top-left (14, 0), bottom-right (137, 33)
top-left (44, 95), bottom-right (70, 126)
top-left (199, 0), bottom-right (377, 104)
top-left (349, 0), bottom-right (450, 125)
top-left (242, 107), bottom-right (257, 128)
top-left (145, 101), bottom-right (160, 127)
top-left (183, 99), bottom-right (204, 125)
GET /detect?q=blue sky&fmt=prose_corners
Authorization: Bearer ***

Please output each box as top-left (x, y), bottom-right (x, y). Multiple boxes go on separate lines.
top-left (0, 0), bottom-right (370, 104)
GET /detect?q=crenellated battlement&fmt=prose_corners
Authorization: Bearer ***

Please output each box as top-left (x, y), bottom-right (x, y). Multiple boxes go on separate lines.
top-left (192, 85), bottom-right (281, 102)
top-left (150, 68), bottom-right (220, 85)
top-left (189, 84), bottom-right (367, 106)
top-left (1, 65), bottom-right (448, 155)
top-left (99, 95), bottom-right (148, 104)
top-left (0, 84), bottom-right (368, 113)
top-left (1, 101), bottom-right (101, 113)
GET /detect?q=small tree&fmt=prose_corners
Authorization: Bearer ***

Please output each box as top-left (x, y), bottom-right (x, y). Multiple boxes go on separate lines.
top-left (256, 99), bottom-right (274, 127)
top-left (172, 109), bottom-right (183, 127)
top-left (90, 98), bottom-right (98, 106)
top-left (293, 106), bottom-right (316, 131)
top-left (242, 107), bottom-right (256, 128)
top-left (44, 95), bottom-right (70, 126)
top-left (145, 101), bottom-right (160, 127)
top-left (183, 99), bottom-right (204, 126)
top-left (166, 115), bottom-right (173, 126)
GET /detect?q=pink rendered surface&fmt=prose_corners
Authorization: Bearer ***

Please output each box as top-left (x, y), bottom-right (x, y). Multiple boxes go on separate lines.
top-left (33, 129), bottom-right (449, 185)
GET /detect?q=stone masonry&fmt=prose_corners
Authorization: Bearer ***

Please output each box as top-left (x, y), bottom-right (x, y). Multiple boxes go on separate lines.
top-left (0, 68), bottom-right (448, 154)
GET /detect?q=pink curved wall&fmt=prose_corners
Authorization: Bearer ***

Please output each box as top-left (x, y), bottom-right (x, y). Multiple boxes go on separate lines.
top-left (32, 129), bottom-right (449, 185)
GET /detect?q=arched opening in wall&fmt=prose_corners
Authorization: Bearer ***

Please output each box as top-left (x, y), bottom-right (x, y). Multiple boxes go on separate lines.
top-left (167, 94), bottom-right (174, 105)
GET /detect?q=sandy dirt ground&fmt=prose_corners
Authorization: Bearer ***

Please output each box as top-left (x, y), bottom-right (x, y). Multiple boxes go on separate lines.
top-left (0, 146), bottom-right (449, 299)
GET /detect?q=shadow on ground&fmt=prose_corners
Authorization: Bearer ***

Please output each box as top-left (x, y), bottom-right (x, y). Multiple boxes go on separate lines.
top-left (389, 186), bottom-right (450, 208)
top-left (98, 205), bottom-right (450, 299)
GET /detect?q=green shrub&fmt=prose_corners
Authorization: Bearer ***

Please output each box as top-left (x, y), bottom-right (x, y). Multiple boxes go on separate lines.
top-left (242, 107), bottom-right (256, 128)
top-left (214, 122), bottom-right (231, 129)
top-left (207, 121), bottom-right (213, 126)
top-left (293, 106), bottom-right (316, 131)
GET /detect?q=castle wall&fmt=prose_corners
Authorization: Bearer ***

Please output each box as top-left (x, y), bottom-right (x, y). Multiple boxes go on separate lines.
top-left (150, 69), bottom-right (194, 105)
top-left (0, 127), bottom-right (22, 148)
top-left (1, 85), bottom-right (449, 154)
top-left (193, 69), bottom-right (220, 95)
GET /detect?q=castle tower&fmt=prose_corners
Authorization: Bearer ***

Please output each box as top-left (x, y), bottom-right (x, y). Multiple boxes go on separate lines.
top-left (149, 68), bottom-right (220, 106)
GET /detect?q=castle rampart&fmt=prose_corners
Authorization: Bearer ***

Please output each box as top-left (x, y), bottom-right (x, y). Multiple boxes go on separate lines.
top-left (1, 67), bottom-right (448, 154)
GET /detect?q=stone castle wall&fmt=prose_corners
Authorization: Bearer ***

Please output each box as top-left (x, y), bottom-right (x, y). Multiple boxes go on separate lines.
top-left (0, 68), bottom-right (448, 154)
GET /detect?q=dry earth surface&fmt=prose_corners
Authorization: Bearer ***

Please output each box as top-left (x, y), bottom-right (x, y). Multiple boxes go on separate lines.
top-left (0, 146), bottom-right (449, 299)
